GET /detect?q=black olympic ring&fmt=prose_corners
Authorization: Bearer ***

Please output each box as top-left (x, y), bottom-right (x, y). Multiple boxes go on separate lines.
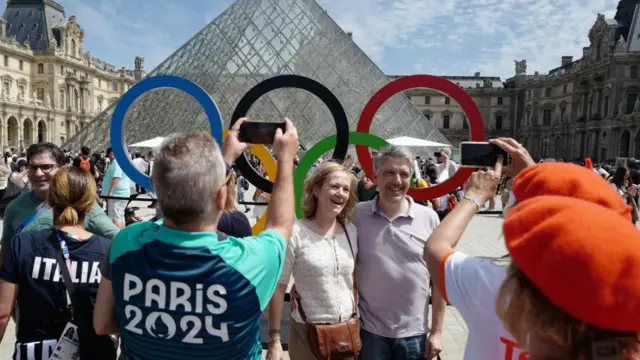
top-left (230, 74), bottom-right (350, 193)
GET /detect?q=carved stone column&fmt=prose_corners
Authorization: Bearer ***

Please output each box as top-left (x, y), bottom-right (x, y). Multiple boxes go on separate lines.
top-left (18, 123), bottom-right (22, 149)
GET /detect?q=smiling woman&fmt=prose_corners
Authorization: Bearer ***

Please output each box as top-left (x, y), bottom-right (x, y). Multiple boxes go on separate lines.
top-left (266, 161), bottom-right (360, 360)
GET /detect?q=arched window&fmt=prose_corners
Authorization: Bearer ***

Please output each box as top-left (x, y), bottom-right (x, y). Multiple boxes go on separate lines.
top-left (59, 89), bottom-right (65, 109)
top-left (443, 114), bottom-right (450, 129)
top-left (70, 39), bottom-right (76, 57)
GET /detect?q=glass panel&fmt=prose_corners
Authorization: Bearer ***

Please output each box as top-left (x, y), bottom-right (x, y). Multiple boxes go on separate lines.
top-left (63, 0), bottom-right (448, 156)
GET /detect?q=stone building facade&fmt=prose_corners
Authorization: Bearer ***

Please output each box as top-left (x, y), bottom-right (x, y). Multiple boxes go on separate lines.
top-left (507, 10), bottom-right (640, 163)
top-left (0, 0), bottom-right (145, 152)
top-left (398, 6), bottom-right (640, 163)
top-left (393, 73), bottom-right (513, 157)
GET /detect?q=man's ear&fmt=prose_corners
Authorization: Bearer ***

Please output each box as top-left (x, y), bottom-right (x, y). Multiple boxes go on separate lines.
top-left (215, 185), bottom-right (227, 211)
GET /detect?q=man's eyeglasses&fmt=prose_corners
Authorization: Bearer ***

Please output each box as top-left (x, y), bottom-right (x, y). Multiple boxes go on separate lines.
top-left (28, 164), bottom-right (58, 173)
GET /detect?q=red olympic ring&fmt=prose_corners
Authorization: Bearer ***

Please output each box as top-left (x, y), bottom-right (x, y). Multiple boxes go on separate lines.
top-left (355, 75), bottom-right (485, 202)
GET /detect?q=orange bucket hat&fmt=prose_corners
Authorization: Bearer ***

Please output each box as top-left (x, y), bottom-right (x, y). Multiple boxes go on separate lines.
top-left (512, 162), bottom-right (632, 220)
top-left (504, 196), bottom-right (640, 331)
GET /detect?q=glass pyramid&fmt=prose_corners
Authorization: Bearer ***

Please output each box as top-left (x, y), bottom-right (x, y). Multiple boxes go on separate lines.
top-left (63, 0), bottom-right (449, 154)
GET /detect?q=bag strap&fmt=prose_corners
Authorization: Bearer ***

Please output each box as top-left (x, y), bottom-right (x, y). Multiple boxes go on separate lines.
top-left (16, 203), bottom-right (49, 234)
top-left (296, 222), bottom-right (358, 323)
top-left (48, 230), bottom-right (76, 319)
top-left (342, 222), bottom-right (358, 317)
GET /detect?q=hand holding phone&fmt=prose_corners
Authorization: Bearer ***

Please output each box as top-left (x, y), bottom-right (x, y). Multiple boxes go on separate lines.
top-left (238, 121), bottom-right (287, 144)
top-left (459, 142), bottom-right (509, 168)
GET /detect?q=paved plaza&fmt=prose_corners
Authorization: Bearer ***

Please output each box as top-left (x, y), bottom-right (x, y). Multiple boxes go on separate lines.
top-left (0, 194), bottom-right (507, 360)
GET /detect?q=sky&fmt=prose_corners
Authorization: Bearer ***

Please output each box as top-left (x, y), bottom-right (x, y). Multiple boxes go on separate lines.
top-left (9, 0), bottom-right (622, 80)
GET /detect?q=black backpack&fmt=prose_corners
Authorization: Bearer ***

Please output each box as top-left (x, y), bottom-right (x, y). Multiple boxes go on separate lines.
top-left (241, 177), bottom-right (249, 191)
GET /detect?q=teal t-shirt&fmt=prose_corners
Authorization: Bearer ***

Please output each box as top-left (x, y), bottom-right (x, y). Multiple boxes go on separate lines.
top-left (101, 160), bottom-right (131, 197)
top-left (1, 191), bottom-right (120, 247)
top-left (108, 220), bottom-right (286, 360)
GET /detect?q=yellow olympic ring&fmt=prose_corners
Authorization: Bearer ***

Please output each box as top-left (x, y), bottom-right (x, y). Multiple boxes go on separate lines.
top-left (223, 130), bottom-right (276, 235)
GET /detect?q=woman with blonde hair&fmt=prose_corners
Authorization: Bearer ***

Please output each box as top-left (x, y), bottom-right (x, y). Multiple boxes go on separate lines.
top-left (266, 161), bottom-right (359, 360)
top-left (0, 167), bottom-right (115, 360)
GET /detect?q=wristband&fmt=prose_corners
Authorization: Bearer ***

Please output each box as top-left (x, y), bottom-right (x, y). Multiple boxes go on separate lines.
top-left (463, 195), bottom-right (482, 211)
top-left (269, 329), bottom-right (281, 342)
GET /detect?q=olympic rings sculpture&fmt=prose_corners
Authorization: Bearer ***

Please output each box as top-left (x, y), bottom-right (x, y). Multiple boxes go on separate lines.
top-left (110, 74), bottom-right (485, 234)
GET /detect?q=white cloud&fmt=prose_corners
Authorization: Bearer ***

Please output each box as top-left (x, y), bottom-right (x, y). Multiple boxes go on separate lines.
top-left (47, 0), bottom-right (623, 81)
top-left (319, 0), bottom-right (619, 79)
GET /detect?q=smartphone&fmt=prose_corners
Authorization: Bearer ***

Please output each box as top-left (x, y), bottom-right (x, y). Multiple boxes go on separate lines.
top-left (459, 141), bottom-right (508, 168)
top-left (238, 122), bottom-right (286, 144)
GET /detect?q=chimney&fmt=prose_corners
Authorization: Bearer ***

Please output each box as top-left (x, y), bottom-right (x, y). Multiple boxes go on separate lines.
top-left (474, 72), bottom-right (481, 77)
top-left (346, 31), bottom-right (353, 38)
top-left (561, 56), bottom-right (573, 66)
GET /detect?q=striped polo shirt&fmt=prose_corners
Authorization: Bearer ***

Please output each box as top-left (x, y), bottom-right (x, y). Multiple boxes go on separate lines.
top-left (108, 220), bottom-right (285, 360)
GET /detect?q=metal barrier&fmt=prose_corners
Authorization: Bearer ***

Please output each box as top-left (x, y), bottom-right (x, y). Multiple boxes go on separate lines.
top-left (102, 194), bottom-right (504, 215)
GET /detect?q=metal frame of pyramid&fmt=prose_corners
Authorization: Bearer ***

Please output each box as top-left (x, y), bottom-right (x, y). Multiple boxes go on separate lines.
top-left (63, 0), bottom-right (449, 152)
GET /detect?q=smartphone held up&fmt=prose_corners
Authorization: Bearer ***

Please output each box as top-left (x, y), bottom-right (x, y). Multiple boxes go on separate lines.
top-left (238, 121), bottom-right (286, 144)
top-left (459, 141), bottom-right (508, 168)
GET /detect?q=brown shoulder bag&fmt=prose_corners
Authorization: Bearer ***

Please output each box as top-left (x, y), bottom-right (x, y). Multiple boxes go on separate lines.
top-left (297, 223), bottom-right (361, 359)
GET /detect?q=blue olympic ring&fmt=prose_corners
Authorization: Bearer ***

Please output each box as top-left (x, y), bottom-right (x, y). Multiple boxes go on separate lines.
top-left (110, 75), bottom-right (224, 190)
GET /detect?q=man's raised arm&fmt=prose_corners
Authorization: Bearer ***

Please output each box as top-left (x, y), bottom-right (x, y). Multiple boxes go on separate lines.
top-left (222, 117), bottom-right (299, 243)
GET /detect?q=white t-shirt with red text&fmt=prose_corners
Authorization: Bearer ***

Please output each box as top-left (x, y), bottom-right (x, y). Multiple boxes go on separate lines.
top-left (441, 252), bottom-right (529, 360)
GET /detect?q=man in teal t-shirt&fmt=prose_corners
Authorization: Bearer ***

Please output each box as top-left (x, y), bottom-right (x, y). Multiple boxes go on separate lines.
top-left (93, 119), bottom-right (300, 360)
top-left (1, 143), bottom-right (119, 248)
top-left (101, 147), bottom-right (131, 228)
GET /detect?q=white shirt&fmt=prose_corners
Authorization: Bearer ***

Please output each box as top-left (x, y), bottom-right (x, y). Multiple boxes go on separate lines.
top-left (436, 161), bottom-right (460, 183)
top-left (132, 157), bottom-right (148, 173)
top-left (442, 252), bottom-right (528, 360)
top-left (278, 220), bottom-right (358, 324)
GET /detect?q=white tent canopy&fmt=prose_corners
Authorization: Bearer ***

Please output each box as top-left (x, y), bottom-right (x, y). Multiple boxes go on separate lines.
top-left (129, 136), bottom-right (165, 148)
top-left (386, 136), bottom-right (450, 148)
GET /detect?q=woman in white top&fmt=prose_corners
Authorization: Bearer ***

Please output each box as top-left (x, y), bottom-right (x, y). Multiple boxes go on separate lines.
top-left (610, 166), bottom-right (638, 223)
top-left (424, 138), bottom-right (633, 360)
top-left (266, 161), bottom-right (358, 360)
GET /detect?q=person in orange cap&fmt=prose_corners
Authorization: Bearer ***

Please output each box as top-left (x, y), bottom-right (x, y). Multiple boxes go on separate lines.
top-left (585, 157), bottom-right (593, 170)
top-left (498, 196), bottom-right (640, 359)
top-left (424, 137), bottom-right (633, 360)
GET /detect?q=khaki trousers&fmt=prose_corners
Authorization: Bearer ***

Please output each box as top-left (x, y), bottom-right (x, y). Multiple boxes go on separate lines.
top-left (288, 319), bottom-right (356, 360)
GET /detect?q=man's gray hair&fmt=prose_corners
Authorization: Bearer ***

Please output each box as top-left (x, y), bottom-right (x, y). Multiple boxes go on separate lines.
top-left (373, 145), bottom-right (414, 177)
top-left (440, 147), bottom-right (452, 157)
top-left (151, 132), bottom-right (225, 226)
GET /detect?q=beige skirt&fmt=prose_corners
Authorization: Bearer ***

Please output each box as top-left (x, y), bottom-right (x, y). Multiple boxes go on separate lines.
top-left (288, 319), bottom-right (356, 360)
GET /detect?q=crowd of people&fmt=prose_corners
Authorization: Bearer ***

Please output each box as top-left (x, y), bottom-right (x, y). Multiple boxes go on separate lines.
top-left (0, 118), bottom-right (637, 360)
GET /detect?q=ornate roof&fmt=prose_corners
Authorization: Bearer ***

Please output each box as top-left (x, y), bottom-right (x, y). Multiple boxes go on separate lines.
top-left (2, 0), bottom-right (66, 51)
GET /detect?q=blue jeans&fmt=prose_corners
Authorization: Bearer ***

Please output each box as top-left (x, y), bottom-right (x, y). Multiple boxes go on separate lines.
top-left (360, 329), bottom-right (426, 360)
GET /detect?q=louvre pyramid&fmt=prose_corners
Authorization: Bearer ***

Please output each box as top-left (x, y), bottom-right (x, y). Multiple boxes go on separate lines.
top-left (63, 0), bottom-right (449, 153)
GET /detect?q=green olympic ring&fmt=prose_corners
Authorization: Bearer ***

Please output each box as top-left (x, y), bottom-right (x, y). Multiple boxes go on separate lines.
top-left (294, 132), bottom-right (389, 219)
